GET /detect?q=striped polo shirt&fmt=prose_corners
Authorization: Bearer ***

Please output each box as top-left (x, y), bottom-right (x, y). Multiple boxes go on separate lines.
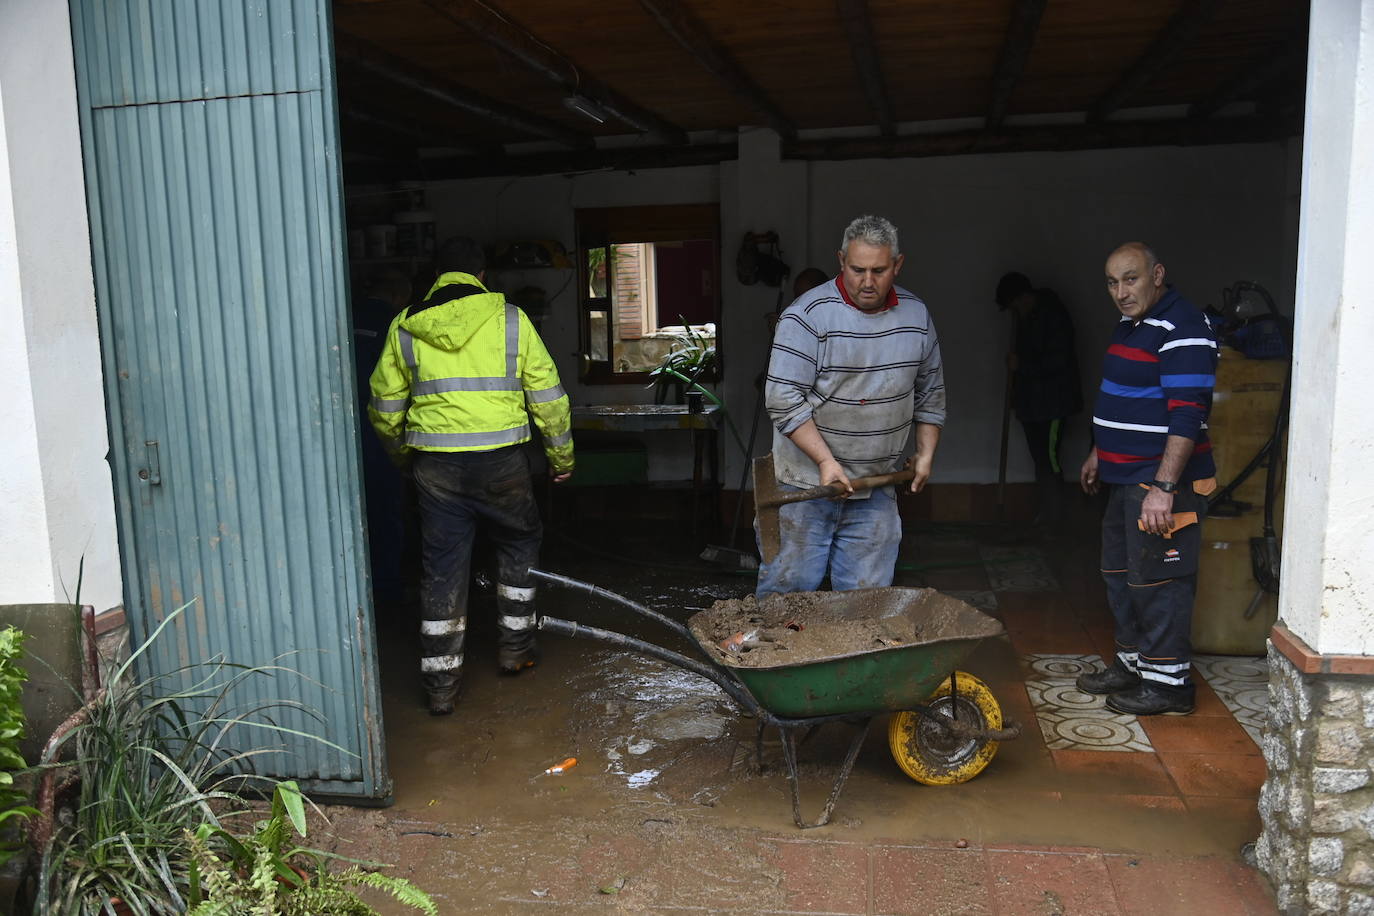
top-left (765, 277), bottom-right (945, 497)
top-left (1093, 288), bottom-right (1218, 485)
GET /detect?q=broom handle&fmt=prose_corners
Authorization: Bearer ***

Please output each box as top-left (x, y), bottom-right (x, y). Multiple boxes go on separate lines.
top-left (758, 470), bottom-right (916, 508)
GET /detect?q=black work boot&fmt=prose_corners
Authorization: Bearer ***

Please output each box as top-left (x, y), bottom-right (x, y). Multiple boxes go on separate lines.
top-left (1106, 680), bottom-right (1196, 716)
top-left (1075, 659), bottom-right (1142, 695)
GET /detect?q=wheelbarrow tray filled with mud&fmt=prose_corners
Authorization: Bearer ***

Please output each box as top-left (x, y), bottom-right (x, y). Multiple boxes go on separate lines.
top-left (686, 587), bottom-right (1005, 719)
top-left (531, 570), bottom-right (1019, 829)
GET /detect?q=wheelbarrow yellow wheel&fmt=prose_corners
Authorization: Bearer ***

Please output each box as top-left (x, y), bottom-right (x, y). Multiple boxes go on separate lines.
top-left (888, 671), bottom-right (1002, 786)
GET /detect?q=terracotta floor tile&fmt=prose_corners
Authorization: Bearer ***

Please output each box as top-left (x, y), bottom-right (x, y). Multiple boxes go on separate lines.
top-left (766, 840), bottom-right (869, 914)
top-left (995, 596), bottom-right (1076, 624)
top-left (1087, 628), bottom-right (1120, 661)
top-left (1189, 678), bottom-right (1235, 717)
top-left (872, 846), bottom-right (991, 916)
top-left (1160, 753), bottom-right (1267, 798)
top-left (1183, 795), bottom-right (1264, 824)
top-left (987, 850), bottom-right (1122, 915)
top-left (1009, 629), bottom-right (1102, 657)
top-left (1105, 855), bottom-right (1272, 915)
top-left (1141, 714), bottom-right (1260, 755)
top-left (1062, 792), bottom-right (1188, 813)
top-left (1050, 749), bottom-right (1179, 795)
top-left (1236, 866), bottom-right (1282, 915)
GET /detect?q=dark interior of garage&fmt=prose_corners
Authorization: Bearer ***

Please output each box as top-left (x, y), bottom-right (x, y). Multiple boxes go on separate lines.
top-left (324, 1), bottom-right (1304, 909)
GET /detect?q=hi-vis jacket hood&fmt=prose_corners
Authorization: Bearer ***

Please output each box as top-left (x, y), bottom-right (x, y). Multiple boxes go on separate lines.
top-left (367, 272), bottom-right (574, 472)
top-left (400, 277), bottom-right (505, 352)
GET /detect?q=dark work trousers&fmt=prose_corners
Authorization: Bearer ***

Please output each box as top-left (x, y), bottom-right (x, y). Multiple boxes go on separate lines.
top-left (1021, 418), bottom-right (1066, 525)
top-left (1100, 483), bottom-right (1207, 687)
top-left (412, 446), bottom-right (542, 700)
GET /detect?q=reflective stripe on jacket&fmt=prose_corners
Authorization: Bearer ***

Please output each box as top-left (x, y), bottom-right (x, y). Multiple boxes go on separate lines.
top-left (368, 271), bottom-right (574, 472)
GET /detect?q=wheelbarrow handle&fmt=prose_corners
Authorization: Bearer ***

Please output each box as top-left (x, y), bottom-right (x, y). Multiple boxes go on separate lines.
top-left (538, 616), bottom-right (765, 718)
top-left (757, 470), bottom-right (915, 509)
top-left (528, 568), bottom-right (694, 644)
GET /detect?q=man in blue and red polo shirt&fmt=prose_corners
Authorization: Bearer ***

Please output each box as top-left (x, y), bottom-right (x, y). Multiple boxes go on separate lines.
top-left (1076, 242), bottom-right (1218, 716)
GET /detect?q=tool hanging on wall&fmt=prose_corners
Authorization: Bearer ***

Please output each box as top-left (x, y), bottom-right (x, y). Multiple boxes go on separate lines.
top-left (735, 231), bottom-right (790, 287)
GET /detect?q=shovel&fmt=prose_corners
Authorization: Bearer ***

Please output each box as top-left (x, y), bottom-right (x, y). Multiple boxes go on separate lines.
top-left (753, 454), bottom-right (915, 563)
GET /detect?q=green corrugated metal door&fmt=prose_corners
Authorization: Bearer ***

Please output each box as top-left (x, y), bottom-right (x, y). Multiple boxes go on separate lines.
top-left (69, 1), bottom-right (389, 800)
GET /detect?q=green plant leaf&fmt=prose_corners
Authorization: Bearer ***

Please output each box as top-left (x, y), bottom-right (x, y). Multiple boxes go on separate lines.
top-left (275, 780), bottom-right (309, 838)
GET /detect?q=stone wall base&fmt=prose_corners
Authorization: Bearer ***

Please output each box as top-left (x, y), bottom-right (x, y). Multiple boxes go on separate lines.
top-left (1258, 627), bottom-right (1374, 914)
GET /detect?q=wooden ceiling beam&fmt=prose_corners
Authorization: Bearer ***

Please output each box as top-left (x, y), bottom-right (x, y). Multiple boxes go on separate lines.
top-left (339, 105), bottom-right (501, 158)
top-left (1189, 33), bottom-right (1307, 121)
top-left (836, 0), bottom-right (895, 137)
top-left (344, 116), bottom-right (1295, 184)
top-left (637, 0), bottom-right (797, 141)
top-left (785, 116), bottom-right (1292, 161)
top-left (422, 0), bottom-right (688, 146)
top-left (983, 0), bottom-right (1047, 135)
top-left (334, 31), bottom-right (594, 149)
top-left (1087, 0), bottom-right (1220, 124)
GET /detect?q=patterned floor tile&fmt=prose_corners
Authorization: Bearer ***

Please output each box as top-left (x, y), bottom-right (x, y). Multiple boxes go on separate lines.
top-left (1023, 654), bottom-right (1154, 752)
top-left (1192, 655), bottom-right (1269, 743)
top-left (981, 545), bottom-right (1061, 592)
top-left (940, 589), bottom-right (999, 612)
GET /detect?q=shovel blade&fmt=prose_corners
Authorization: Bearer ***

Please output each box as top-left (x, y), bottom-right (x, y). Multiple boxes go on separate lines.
top-left (754, 455), bottom-right (782, 563)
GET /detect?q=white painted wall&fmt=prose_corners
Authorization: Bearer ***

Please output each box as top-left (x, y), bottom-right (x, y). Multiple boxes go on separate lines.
top-left (1280, 0), bottom-right (1374, 655)
top-left (418, 139), bottom-right (1294, 493)
top-left (0, 0), bottom-right (123, 611)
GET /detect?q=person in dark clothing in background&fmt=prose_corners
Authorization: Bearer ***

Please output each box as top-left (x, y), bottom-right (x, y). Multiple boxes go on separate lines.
top-left (996, 271), bottom-right (1083, 528)
top-left (354, 269), bottom-right (412, 612)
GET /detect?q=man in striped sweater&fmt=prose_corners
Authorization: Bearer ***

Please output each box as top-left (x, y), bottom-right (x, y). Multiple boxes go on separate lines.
top-left (1076, 242), bottom-right (1218, 716)
top-left (756, 215), bottom-right (945, 597)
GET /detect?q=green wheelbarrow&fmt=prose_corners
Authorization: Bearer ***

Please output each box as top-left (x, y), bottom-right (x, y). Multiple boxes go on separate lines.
top-left (531, 570), bottom-right (1021, 828)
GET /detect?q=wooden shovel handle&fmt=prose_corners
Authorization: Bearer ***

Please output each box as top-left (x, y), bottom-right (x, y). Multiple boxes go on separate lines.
top-left (757, 470), bottom-right (916, 508)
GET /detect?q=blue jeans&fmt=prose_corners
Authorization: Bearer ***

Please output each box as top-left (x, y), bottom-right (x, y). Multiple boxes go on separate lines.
top-left (754, 485), bottom-right (901, 597)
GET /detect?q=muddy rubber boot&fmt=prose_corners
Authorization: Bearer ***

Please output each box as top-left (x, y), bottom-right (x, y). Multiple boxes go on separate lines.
top-left (427, 685), bottom-right (459, 716)
top-left (498, 641), bottom-right (539, 676)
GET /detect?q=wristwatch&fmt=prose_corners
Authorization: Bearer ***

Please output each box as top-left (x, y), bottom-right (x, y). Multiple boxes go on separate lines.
top-left (1150, 479), bottom-right (1178, 493)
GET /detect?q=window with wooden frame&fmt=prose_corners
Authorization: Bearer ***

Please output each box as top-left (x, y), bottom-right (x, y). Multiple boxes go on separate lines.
top-left (575, 204), bottom-right (721, 385)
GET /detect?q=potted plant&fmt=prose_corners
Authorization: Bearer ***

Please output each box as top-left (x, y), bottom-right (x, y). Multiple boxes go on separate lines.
top-left (648, 319), bottom-right (716, 407)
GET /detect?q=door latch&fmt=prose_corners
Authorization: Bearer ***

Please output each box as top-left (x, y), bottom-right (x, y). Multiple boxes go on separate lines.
top-left (137, 440), bottom-right (161, 485)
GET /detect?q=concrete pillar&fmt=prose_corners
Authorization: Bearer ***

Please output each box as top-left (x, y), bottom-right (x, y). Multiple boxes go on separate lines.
top-left (1257, 2), bottom-right (1374, 912)
top-left (0, 0), bottom-right (123, 613)
top-left (718, 128), bottom-right (810, 505)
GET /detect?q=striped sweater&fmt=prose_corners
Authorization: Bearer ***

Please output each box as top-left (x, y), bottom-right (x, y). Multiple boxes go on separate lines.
top-left (765, 278), bottom-right (945, 497)
top-left (1092, 288), bottom-right (1218, 485)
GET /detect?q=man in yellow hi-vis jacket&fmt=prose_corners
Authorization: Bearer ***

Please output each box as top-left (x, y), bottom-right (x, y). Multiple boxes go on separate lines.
top-left (369, 237), bottom-right (574, 715)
